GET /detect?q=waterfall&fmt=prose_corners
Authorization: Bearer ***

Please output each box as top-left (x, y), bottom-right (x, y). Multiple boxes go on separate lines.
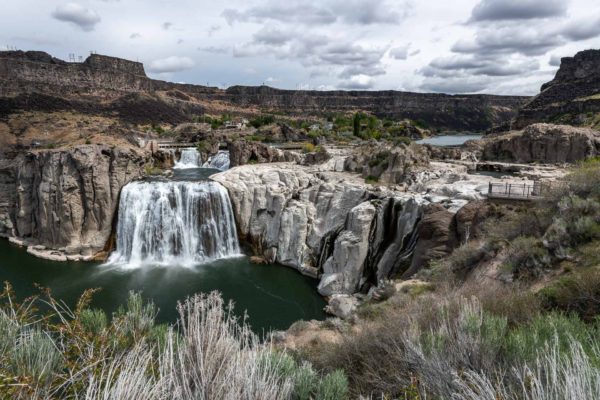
top-left (202, 150), bottom-right (230, 171)
top-left (174, 148), bottom-right (200, 169)
top-left (106, 180), bottom-right (241, 268)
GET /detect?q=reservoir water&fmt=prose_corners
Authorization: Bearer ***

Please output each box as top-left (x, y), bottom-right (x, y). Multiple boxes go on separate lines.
top-left (416, 134), bottom-right (482, 146)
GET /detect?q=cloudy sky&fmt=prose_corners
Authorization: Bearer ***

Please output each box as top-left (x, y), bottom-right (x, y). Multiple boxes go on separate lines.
top-left (1, 0), bottom-right (599, 95)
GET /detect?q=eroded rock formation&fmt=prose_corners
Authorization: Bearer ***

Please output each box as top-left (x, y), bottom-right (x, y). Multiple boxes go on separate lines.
top-left (212, 164), bottom-right (424, 295)
top-left (227, 140), bottom-right (301, 167)
top-left (0, 144), bottom-right (149, 260)
top-left (343, 143), bottom-right (429, 185)
top-left (482, 123), bottom-right (600, 163)
top-left (515, 49), bottom-right (600, 128)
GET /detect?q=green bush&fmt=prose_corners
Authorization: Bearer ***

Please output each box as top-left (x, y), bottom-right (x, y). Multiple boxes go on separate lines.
top-left (393, 136), bottom-right (412, 146)
top-left (78, 308), bottom-right (107, 334)
top-left (365, 175), bottom-right (379, 184)
top-left (503, 236), bottom-right (551, 278)
top-left (316, 370), bottom-right (349, 400)
top-left (249, 115), bottom-right (275, 128)
top-left (539, 269), bottom-right (600, 321)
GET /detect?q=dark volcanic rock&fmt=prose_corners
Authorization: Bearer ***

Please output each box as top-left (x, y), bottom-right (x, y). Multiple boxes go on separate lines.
top-left (403, 204), bottom-right (458, 278)
top-left (225, 85), bottom-right (528, 132)
top-left (344, 143), bottom-right (429, 184)
top-left (227, 140), bottom-right (300, 167)
top-left (0, 50), bottom-right (527, 131)
top-left (482, 123), bottom-right (600, 163)
top-left (0, 145), bottom-right (149, 258)
top-left (515, 49), bottom-right (600, 128)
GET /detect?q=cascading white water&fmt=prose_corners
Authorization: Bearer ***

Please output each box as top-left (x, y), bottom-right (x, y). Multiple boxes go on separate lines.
top-left (106, 180), bottom-right (241, 268)
top-left (174, 148), bottom-right (201, 169)
top-left (202, 150), bottom-right (230, 171)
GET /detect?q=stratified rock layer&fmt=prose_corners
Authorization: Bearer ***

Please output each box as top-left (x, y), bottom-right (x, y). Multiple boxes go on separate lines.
top-left (0, 50), bottom-right (528, 130)
top-left (515, 49), bottom-right (600, 128)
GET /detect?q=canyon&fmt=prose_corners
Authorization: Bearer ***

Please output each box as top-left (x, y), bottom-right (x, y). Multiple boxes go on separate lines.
top-left (0, 48), bottom-right (599, 304)
top-left (0, 50), bottom-right (528, 132)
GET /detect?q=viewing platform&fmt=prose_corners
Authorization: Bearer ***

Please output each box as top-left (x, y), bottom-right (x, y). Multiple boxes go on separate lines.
top-left (487, 181), bottom-right (549, 201)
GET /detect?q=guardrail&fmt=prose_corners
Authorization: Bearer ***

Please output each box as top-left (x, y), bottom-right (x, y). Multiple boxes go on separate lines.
top-left (487, 181), bottom-right (547, 200)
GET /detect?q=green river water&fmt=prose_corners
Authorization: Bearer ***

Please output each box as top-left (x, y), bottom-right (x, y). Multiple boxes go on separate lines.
top-left (0, 239), bottom-right (326, 333)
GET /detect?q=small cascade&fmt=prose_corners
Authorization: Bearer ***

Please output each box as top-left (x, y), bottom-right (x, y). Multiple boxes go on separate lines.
top-left (202, 150), bottom-right (231, 171)
top-left (106, 180), bottom-right (240, 268)
top-left (174, 148), bottom-right (201, 169)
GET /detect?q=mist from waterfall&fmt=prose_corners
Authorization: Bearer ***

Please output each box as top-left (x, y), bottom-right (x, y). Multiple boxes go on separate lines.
top-left (202, 150), bottom-right (230, 171)
top-left (106, 180), bottom-right (240, 268)
top-left (173, 148), bottom-right (201, 169)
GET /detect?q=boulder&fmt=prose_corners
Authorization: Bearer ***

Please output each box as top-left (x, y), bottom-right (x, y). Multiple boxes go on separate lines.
top-left (324, 294), bottom-right (359, 320)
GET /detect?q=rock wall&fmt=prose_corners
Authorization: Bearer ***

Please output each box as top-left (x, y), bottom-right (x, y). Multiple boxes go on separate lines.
top-left (0, 50), bottom-right (528, 131)
top-left (514, 49), bottom-right (600, 128)
top-left (212, 164), bottom-right (424, 295)
top-left (223, 86), bottom-right (529, 132)
top-left (227, 140), bottom-right (301, 167)
top-left (0, 144), bottom-right (149, 260)
top-left (343, 143), bottom-right (429, 185)
top-left (482, 123), bottom-right (600, 163)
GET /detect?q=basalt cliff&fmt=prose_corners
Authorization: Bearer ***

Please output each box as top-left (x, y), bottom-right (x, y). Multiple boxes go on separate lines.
top-left (0, 145), bottom-right (150, 261)
top-left (514, 49), bottom-right (600, 129)
top-left (0, 50), bottom-right (527, 131)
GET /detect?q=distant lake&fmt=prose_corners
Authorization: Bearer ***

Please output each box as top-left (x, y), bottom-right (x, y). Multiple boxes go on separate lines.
top-left (416, 134), bottom-right (483, 146)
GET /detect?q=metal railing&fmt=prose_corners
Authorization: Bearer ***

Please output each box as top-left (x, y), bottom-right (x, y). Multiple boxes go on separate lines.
top-left (487, 181), bottom-right (547, 200)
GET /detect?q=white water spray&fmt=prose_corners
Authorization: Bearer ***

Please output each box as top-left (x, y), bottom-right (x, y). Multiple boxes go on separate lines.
top-left (202, 150), bottom-right (231, 171)
top-left (174, 148), bottom-right (201, 169)
top-left (106, 180), bottom-right (240, 268)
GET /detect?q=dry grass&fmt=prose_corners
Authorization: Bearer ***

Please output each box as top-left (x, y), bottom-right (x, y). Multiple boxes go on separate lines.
top-left (0, 285), bottom-right (347, 400)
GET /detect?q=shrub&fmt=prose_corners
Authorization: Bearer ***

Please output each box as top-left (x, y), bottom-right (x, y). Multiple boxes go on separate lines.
top-left (315, 370), bottom-right (349, 400)
top-left (503, 236), bottom-right (551, 279)
top-left (365, 175), bottom-right (379, 184)
top-left (249, 115), bottom-right (275, 128)
top-left (539, 269), bottom-right (600, 321)
top-left (78, 308), bottom-right (107, 334)
top-left (565, 157), bottom-right (600, 198)
top-left (445, 241), bottom-right (492, 278)
top-left (393, 136), bottom-right (412, 146)
top-left (302, 143), bottom-right (316, 153)
top-left (0, 285), bottom-right (341, 400)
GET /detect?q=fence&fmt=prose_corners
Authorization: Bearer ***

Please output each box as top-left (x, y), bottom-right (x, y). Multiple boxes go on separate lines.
top-left (487, 181), bottom-right (547, 200)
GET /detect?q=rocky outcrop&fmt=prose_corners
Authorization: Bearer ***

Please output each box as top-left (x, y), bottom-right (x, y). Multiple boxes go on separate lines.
top-left (227, 140), bottom-right (300, 167)
top-left (211, 164), bottom-right (424, 295)
top-left (482, 123), bottom-right (600, 163)
top-left (0, 144), bottom-right (149, 260)
top-left (403, 204), bottom-right (458, 277)
top-left (514, 49), bottom-right (600, 128)
top-left (344, 143), bottom-right (429, 185)
top-left (1, 50), bottom-right (527, 131)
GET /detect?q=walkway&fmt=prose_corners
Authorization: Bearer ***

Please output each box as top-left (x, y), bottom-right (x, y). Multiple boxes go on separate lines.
top-left (487, 181), bottom-right (548, 201)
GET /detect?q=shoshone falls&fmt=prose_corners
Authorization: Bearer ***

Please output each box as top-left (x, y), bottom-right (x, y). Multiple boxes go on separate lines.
top-left (0, 149), bottom-right (326, 331)
top-left (105, 180), bottom-right (241, 268)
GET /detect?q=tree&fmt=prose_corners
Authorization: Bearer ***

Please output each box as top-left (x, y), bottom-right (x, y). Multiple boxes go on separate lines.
top-left (353, 113), bottom-right (361, 137)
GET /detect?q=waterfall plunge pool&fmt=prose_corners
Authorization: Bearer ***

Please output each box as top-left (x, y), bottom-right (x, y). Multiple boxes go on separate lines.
top-left (0, 239), bottom-right (326, 333)
top-left (0, 161), bottom-right (327, 333)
